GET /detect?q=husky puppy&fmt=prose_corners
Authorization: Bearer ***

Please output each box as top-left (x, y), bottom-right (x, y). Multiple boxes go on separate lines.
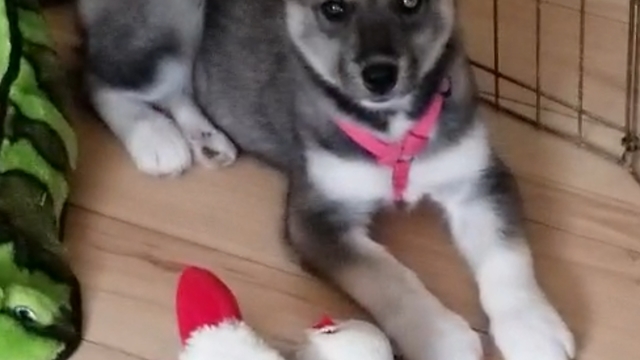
top-left (77, 0), bottom-right (575, 359)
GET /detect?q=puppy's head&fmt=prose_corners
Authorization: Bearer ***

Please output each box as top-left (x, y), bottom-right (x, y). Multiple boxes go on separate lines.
top-left (286, 0), bottom-right (455, 108)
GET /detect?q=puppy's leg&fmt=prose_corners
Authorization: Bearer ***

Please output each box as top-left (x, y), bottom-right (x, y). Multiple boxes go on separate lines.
top-left (435, 158), bottom-right (575, 360)
top-left (89, 75), bottom-right (192, 176)
top-left (80, 0), bottom-right (236, 175)
top-left (285, 181), bottom-right (482, 360)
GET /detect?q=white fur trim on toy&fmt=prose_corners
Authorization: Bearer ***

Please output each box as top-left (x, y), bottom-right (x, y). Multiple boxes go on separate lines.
top-left (179, 320), bottom-right (286, 360)
top-left (297, 319), bottom-right (394, 360)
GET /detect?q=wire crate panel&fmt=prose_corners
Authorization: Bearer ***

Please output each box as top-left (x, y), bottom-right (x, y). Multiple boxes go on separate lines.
top-left (459, 0), bottom-right (640, 184)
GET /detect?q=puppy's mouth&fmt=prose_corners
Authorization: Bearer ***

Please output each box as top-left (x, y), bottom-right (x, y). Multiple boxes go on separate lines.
top-left (360, 92), bottom-right (413, 110)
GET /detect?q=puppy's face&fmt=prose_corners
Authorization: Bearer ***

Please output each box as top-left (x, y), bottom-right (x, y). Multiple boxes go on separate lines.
top-left (286, 0), bottom-right (455, 107)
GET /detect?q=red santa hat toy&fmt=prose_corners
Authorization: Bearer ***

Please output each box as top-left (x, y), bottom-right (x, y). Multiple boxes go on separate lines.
top-left (175, 266), bottom-right (394, 360)
top-left (176, 266), bottom-right (285, 360)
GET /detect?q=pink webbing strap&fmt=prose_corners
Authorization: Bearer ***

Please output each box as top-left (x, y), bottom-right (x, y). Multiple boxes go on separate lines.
top-left (336, 80), bottom-right (450, 202)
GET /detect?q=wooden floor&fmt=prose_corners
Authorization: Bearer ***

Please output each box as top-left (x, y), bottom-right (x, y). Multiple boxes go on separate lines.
top-left (41, 4), bottom-right (640, 360)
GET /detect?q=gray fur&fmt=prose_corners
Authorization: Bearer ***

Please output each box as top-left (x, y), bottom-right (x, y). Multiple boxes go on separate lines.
top-left (78, 1), bottom-right (576, 360)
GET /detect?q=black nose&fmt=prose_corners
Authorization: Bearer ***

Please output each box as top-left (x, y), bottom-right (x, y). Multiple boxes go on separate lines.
top-left (361, 62), bottom-right (398, 95)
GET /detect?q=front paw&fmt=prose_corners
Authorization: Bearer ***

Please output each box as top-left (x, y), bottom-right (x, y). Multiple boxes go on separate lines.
top-left (397, 309), bottom-right (482, 360)
top-left (126, 117), bottom-right (192, 176)
top-left (187, 128), bottom-right (237, 169)
top-left (490, 295), bottom-right (575, 360)
top-left (427, 312), bottom-right (483, 360)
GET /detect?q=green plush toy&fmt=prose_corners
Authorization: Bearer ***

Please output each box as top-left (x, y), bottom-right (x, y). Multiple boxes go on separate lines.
top-left (1, 0), bottom-right (82, 359)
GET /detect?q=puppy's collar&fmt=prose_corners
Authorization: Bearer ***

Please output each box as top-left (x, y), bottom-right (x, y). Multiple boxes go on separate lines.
top-left (336, 78), bottom-right (451, 203)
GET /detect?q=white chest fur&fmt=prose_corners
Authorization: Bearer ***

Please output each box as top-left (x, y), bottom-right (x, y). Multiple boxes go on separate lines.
top-left (306, 122), bottom-right (491, 206)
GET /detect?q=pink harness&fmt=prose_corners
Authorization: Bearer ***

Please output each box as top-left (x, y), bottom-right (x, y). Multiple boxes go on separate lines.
top-left (336, 81), bottom-right (450, 203)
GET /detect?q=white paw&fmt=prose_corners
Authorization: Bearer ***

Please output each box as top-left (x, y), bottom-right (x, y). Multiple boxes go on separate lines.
top-left (185, 127), bottom-right (237, 169)
top-left (426, 312), bottom-right (483, 360)
top-left (398, 308), bottom-right (482, 360)
top-left (490, 296), bottom-right (575, 360)
top-left (166, 97), bottom-right (238, 169)
top-left (125, 117), bottom-right (192, 176)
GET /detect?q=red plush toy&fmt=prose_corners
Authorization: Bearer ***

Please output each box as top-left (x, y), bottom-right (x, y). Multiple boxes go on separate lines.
top-left (175, 266), bottom-right (394, 360)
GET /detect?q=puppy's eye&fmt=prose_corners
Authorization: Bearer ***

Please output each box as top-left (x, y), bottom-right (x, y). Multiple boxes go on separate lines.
top-left (398, 0), bottom-right (422, 14)
top-left (320, 0), bottom-right (351, 22)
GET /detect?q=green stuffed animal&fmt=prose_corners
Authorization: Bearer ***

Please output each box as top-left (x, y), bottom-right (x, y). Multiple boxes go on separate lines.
top-left (0, 0), bottom-right (82, 359)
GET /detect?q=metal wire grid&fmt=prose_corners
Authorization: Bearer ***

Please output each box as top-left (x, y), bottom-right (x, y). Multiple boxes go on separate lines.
top-left (468, 0), bottom-right (640, 184)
